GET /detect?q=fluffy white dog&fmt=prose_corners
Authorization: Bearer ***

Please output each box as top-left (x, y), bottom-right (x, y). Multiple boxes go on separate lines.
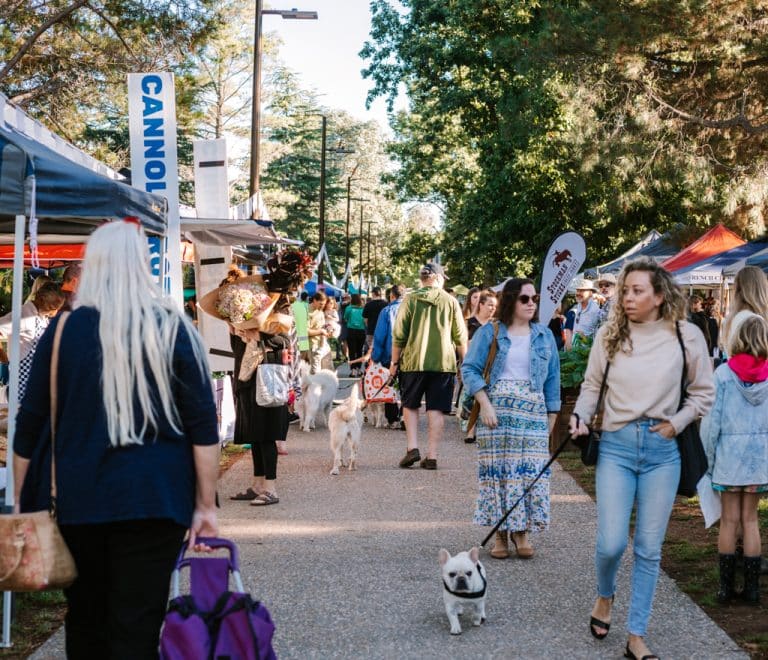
top-left (297, 364), bottom-right (338, 432)
top-left (365, 402), bottom-right (387, 428)
top-left (327, 384), bottom-right (363, 475)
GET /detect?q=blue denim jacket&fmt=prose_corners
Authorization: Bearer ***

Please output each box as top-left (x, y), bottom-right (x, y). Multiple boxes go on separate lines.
top-left (701, 363), bottom-right (768, 486)
top-left (461, 321), bottom-right (561, 412)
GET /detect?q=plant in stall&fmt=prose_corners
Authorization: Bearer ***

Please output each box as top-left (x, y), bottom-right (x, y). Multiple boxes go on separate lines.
top-left (559, 335), bottom-right (594, 390)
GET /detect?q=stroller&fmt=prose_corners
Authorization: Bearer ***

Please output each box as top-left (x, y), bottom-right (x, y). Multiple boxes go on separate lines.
top-left (159, 537), bottom-right (276, 660)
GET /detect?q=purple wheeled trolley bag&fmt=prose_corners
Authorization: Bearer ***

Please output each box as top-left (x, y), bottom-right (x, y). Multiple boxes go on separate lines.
top-left (159, 537), bottom-right (277, 660)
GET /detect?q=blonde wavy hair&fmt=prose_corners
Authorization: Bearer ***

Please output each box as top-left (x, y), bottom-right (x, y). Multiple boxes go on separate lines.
top-left (722, 266), bottom-right (768, 344)
top-left (601, 257), bottom-right (688, 359)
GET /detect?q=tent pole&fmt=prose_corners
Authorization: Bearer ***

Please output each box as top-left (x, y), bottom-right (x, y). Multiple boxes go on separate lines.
top-left (1, 214), bottom-right (25, 649)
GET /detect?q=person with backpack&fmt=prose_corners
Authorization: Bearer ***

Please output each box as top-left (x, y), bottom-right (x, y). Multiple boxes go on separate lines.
top-left (702, 313), bottom-right (768, 605)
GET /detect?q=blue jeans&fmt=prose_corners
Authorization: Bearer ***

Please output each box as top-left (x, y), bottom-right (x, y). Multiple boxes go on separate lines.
top-left (595, 419), bottom-right (680, 636)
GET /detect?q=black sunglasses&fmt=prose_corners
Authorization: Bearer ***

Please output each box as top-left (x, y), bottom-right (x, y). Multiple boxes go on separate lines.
top-left (517, 294), bottom-right (540, 304)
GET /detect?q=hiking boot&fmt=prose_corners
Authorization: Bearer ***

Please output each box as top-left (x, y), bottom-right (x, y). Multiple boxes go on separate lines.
top-left (716, 553), bottom-right (737, 603)
top-left (741, 556), bottom-right (762, 605)
top-left (398, 448), bottom-right (421, 468)
top-left (489, 531), bottom-right (509, 559)
top-left (419, 457), bottom-right (437, 470)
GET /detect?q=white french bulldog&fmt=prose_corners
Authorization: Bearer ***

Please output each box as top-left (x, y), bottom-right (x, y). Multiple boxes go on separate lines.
top-left (438, 547), bottom-right (487, 635)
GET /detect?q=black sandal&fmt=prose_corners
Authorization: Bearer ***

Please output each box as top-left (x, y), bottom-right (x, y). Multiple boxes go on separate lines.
top-left (624, 643), bottom-right (659, 660)
top-left (229, 487), bottom-right (259, 501)
top-left (589, 595), bottom-right (614, 639)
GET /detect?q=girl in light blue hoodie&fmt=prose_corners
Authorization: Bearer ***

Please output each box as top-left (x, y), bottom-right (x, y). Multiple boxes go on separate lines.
top-left (702, 313), bottom-right (768, 605)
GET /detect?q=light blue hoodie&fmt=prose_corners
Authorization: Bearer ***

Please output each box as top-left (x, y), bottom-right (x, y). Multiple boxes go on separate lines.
top-left (701, 363), bottom-right (768, 486)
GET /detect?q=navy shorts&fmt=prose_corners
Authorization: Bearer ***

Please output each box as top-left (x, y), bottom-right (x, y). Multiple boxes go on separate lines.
top-left (399, 371), bottom-right (455, 412)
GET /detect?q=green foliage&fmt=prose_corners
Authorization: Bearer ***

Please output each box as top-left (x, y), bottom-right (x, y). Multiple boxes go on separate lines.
top-left (362, 0), bottom-right (768, 282)
top-left (558, 336), bottom-right (593, 389)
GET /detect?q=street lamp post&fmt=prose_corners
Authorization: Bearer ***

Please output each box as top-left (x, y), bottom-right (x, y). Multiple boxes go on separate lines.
top-left (348, 197), bottom-right (368, 291)
top-left (345, 163), bottom-right (360, 280)
top-left (249, 5), bottom-right (317, 212)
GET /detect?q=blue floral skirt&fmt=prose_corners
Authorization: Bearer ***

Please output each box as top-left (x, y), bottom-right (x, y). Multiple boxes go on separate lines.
top-left (473, 379), bottom-right (551, 533)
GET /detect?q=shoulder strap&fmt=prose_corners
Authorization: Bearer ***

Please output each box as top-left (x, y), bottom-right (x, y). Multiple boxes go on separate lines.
top-left (482, 321), bottom-right (500, 383)
top-left (674, 321), bottom-right (687, 407)
top-left (49, 312), bottom-right (70, 516)
top-left (593, 362), bottom-right (610, 424)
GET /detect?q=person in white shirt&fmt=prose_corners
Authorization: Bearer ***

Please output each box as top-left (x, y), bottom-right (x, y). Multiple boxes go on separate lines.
top-left (0, 282), bottom-right (64, 400)
top-left (570, 278), bottom-right (601, 344)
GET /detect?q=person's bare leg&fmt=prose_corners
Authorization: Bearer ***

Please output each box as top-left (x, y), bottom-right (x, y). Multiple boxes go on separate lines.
top-left (264, 478), bottom-right (277, 497)
top-left (718, 492), bottom-right (741, 554)
top-left (426, 410), bottom-right (444, 460)
top-left (741, 492), bottom-right (762, 557)
top-left (403, 407), bottom-right (420, 451)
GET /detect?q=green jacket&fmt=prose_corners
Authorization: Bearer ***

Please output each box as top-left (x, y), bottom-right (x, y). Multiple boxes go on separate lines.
top-left (291, 300), bottom-right (310, 352)
top-left (392, 286), bottom-right (467, 373)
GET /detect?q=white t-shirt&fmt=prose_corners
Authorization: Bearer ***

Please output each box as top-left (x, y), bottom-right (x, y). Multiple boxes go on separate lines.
top-left (499, 334), bottom-right (531, 381)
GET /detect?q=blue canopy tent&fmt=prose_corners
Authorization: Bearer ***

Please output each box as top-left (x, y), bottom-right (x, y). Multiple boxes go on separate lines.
top-left (590, 230), bottom-right (679, 276)
top-left (673, 239), bottom-right (768, 287)
top-left (0, 122), bottom-right (167, 235)
top-left (722, 244), bottom-right (768, 274)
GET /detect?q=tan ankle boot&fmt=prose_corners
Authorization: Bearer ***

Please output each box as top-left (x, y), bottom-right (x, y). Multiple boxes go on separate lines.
top-left (490, 531), bottom-right (510, 559)
top-left (511, 531), bottom-right (534, 558)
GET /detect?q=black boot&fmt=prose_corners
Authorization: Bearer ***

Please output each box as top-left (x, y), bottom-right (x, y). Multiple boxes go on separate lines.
top-left (761, 556), bottom-right (768, 576)
top-left (741, 556), bottom-right (762, 605)
top-left (716, 553), bottom-right (737, 603)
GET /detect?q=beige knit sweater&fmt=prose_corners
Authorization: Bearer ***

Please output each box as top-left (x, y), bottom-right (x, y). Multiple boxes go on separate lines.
top-left (573, 319), bottom-right (715, 433)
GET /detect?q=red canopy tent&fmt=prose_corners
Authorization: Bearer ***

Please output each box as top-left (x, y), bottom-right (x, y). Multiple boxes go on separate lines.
top-left (661, 223), bottom-right (745, 273)
top-left (0, 242), bottom-right (84, 267)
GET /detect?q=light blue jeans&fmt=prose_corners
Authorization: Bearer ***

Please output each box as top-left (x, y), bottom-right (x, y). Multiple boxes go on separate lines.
top-left (595, 419), bottom-right (680, 637)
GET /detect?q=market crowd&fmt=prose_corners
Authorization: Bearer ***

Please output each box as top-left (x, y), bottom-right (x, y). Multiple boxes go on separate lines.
top-left (4, 223), bottom-right (766, 659)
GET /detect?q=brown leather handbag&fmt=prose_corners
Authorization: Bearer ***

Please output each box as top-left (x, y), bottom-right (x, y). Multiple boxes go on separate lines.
top-left (0, 312), bottom-right (77, 591)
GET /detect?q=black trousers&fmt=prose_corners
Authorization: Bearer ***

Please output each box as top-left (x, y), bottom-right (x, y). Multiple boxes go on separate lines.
top-left (347, 328), bottom-right (366, 363)
top-left (252, 440), bottom-right (278, 480)
top-left (60, 519), bottom-right (186, 660)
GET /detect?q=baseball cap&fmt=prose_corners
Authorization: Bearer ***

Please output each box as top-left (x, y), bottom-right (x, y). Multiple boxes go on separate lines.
top-left (420, 262), bottom-right (448, 279)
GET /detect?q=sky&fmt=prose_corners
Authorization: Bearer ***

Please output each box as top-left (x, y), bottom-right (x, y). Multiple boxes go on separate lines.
top-left (263, 0), bottom-right (405, 129)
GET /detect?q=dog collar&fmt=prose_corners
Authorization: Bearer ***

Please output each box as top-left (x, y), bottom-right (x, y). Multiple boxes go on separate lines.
top-left (442, 569), bottom-right (487, 600)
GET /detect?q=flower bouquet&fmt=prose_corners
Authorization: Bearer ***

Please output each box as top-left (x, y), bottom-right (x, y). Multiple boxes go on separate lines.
top-left (199, 275), bottom-right (280, 331)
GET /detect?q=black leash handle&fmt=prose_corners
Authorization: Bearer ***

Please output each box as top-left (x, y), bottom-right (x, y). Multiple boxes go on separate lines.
top-left (480, 433), bottom-right (572, 548)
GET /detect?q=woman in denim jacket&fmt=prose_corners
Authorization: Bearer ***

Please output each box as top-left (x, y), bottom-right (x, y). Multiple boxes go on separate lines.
top-left (462, 278), bottom-right (560, 560)
top-left (702, 314), bottom-right (768, 606)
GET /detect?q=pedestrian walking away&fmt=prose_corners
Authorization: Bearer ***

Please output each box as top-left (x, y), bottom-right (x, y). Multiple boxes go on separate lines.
top-left (701, 314), bottom-right (768, 605)
top-left (569, 256), bottom-right (714, 660)
top-left (462, 279), bottom-right (560, 560)
top-left (12, 220), bottom-right (220, 659)
top-left (391, 262), bottom-right (467, 470)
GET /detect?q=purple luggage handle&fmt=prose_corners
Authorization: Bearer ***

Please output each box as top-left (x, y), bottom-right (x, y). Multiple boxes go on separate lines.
top-left (170, 537), bottom-right (245, 598)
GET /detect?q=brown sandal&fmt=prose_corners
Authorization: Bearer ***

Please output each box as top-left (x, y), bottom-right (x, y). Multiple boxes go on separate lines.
top-left (230, 488), bottom-right (259, 501)
top-left (250, 492), bottom-right (280, 506)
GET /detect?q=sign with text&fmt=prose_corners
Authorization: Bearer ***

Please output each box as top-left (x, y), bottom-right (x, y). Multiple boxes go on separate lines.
top-left (127, 72), bottom-right (183, 306)
top-left (539, 231), bottom-right (587, 326)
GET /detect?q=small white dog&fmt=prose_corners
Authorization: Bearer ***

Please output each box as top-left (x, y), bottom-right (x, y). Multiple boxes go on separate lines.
top-left (297, 364), bottom-right (338, 432)
top-left (439, 547), bottom-right (487, 635)
top-left (327, 384), bottom-right (363, 475)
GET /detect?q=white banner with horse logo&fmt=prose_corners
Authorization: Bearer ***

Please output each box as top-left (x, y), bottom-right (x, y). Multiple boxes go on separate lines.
top-left (539, 231), bottom-right (587, 326)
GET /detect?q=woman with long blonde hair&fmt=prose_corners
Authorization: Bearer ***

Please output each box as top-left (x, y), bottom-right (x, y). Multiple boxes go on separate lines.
top-left (722, 265), bottom-right (768, 356)
top-left (13, 220), bottom-right (219, 658)
top-left (569, 257), bottom-right (714, 660)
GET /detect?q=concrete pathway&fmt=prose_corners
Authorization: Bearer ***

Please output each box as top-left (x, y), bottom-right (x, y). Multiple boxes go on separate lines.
top-left (31, 378), bottom-right (744, 659)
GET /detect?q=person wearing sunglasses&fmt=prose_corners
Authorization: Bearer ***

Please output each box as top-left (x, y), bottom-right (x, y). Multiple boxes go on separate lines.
top-left (461, 278), bottom-right (561, 560)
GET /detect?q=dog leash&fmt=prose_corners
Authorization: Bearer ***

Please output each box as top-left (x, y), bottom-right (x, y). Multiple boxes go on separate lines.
top-left (479, 433), bottom-right (572, 548)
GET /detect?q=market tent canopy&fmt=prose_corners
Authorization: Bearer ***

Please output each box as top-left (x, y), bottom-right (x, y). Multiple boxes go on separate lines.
top-left (673, 239), bottom-right (768, 286)
top-left (0, 122), bottom-right (167, 234)
top-left (726, 244), bottom-right (768, 274)
top-left (304, 279), bottom-right (344, 298)
top-left (661, 223), bottom-right (745, 273)
top-left (592, 229), bottom-right (664, 275)
top-left (181, 218), bottom-right (301, 246)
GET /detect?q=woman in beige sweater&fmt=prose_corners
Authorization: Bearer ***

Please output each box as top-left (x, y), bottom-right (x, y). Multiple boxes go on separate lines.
top-left (569, 257), bottom-right (714, 660)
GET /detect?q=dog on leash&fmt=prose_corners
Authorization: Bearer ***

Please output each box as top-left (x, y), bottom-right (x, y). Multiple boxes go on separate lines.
top-left (365, 401), bottom-right (387, 428)
top-left (439, 547), bottom-right (487, 635)
top-left (327, 383), bottom-right (363, 475)
top-left (297, 363), bottom-right (338, 432)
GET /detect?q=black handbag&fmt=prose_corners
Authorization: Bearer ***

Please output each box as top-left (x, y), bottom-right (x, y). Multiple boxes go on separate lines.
top-left (573, 363), bottom-right (610, 466)
top-left (674, 322), bottom-right (708, 497)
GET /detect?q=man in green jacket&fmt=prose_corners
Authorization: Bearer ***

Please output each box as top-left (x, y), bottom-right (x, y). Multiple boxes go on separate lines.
top-left (391, 263), bottom-right (467, 470)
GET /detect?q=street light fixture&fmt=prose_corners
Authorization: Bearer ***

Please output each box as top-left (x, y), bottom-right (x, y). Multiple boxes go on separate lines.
top-left (250, 3), bottom-right (318, 212)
